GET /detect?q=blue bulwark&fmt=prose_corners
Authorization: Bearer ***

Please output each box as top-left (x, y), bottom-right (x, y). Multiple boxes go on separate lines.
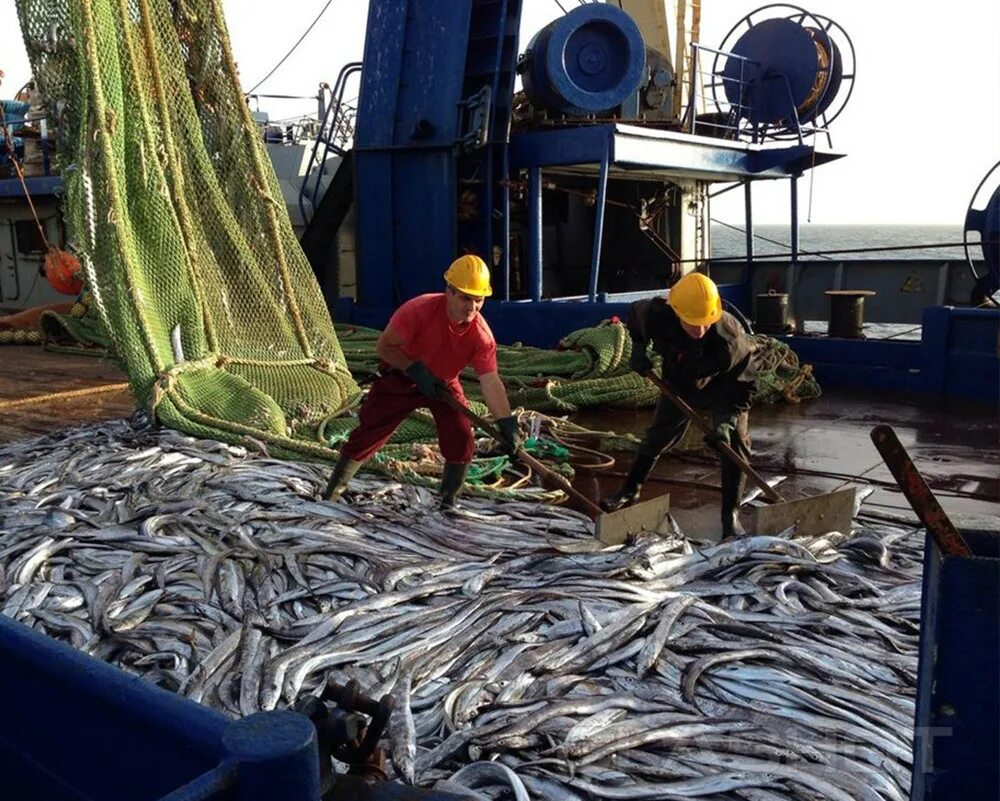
top-left (921, 306), bottom-right (1000, 400)
top-left (0, 176), bottom-right (63, 197)
top-left (911, 528), bottom-right (1000, 801)
top-left (780, 336), bottom-right (925, 395)
top-left (0, 613), bottom-right (231, 800)
top-left (776, 307), bottom-right (999, 402)
top-left (0, 614), bottom-right (462, 800)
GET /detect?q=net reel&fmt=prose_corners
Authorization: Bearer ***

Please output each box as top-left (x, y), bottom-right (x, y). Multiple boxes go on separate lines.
top-left (709, 4), bottom-right (856, 140)
top-left (964, 160), bottom-right (1000, 307)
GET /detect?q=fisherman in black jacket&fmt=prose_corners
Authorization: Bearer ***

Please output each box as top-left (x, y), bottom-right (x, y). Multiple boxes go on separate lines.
top-left (601, 272), bottom-right (758, 537)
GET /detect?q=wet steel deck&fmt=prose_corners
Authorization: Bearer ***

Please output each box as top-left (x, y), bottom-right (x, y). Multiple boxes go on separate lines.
top-left (575, 391), bottom-right (999, 534)
top-left (0, 346), bottom-right (132, 443)
top-left (2, 345), bottom-right (997, 530)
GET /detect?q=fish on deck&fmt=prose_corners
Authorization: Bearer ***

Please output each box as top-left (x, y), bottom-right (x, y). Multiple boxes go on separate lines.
top-left (0, 415), bottom-right (930, 800)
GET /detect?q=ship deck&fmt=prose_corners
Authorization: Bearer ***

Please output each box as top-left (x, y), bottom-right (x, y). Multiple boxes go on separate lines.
top-left (578, 389), bottom-right (999, 535)
top-left (2, 345), bottom-right (996, 529)
top-left (0, 346), bottom-right (133, 442)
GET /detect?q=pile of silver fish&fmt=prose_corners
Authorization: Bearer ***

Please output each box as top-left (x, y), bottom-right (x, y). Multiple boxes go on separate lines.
top-left (0, 416), bottom-right (925, 800)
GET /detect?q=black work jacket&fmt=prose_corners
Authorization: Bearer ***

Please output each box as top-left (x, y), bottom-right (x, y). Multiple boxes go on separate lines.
top-left (627, 297), bottom-right (758, 412)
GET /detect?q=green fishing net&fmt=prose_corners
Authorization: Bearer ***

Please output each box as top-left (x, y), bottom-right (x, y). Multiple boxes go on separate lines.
top-left (16, 0), bottom-right (358, 459)
top-left (15, 0), bottom-right (817, 468)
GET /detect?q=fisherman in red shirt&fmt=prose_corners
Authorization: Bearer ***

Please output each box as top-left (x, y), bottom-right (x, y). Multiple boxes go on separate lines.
top-left (323, 255), bottom-right (521, 509)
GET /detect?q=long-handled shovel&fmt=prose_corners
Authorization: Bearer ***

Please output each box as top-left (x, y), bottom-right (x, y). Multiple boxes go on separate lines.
top-left (435, 391), bottom-right (671, 545)
top-left (645, 372), bottom-right (856, 537)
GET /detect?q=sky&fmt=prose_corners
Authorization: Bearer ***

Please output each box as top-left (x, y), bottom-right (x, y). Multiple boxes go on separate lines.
top-left (2, 0), bottom-right (998, 225)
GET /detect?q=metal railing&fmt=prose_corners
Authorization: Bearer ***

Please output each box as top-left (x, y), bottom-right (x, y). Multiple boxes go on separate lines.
top-left (298, 62), bottom-right (362, 225)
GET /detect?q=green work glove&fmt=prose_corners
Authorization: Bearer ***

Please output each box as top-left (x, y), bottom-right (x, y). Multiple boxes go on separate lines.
top-left (704, 417), bottom-right (738, 451)
top-left (629, 341), bottom-right (653, 375)
top-left (495, 415), bottom-right (523, 455)
top-left (406, 361), bottom-right (446, 397)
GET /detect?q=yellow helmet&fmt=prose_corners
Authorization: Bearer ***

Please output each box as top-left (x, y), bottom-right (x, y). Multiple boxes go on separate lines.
top-left (443, 254), bottom-right (492, 297)
top-left (668, 273), bottom-right (723, 326)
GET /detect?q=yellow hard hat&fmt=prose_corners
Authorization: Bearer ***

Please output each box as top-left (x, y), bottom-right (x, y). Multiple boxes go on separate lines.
top-left (443, 254), bottom-right (493, 297)
top-left (668, 272), bottom-right (723, 326)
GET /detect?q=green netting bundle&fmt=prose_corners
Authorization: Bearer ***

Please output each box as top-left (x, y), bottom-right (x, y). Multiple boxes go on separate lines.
top-left (38, 291), bottom-right (112, 354)
top-left (334, 318), bottom-right (818, 425)
top-left (751, 333), bottom-right (821, 404)
top-left (16, 0), bottom-right (358, 459)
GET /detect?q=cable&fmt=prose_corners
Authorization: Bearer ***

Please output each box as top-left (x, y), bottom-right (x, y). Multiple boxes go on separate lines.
top-left (245, 0), bottom-right (337, 95)
top-left (708, 217), bottom-right (991, 263)
top-left (709, 239), bottom-right (988, 262)
top-left (669, 451), bottom-right (999, 504)
top-left (712, 217), bottom-right (833, 261)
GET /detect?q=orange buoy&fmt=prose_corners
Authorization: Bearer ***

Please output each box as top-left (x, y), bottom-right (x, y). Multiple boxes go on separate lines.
top-left (44, 248), bottom-right (83, 295)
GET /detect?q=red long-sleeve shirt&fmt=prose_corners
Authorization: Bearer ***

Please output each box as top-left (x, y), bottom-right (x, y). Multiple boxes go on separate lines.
top-left (385, 294), bottom-right (497, 384)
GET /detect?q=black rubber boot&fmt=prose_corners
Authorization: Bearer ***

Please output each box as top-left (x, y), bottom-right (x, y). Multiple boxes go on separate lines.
top-left (720, 473), bottom-right (747, 538)
top-left (322, 454), bottom-right (363, 501)
top-left (439, 461), bottom-right (471, 510)
top-left (601, 452), bottom-right (657, 512)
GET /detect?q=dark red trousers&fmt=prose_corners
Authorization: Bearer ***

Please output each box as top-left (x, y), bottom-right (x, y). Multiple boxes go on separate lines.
top-left (340, 370), bottom-right (474, 463)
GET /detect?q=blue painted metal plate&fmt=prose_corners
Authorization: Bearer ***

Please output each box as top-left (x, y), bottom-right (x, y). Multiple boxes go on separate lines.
top-left (911, 528), bottom-right (1000, 800)
top-left (0, 614), bottom-right (464, 800)
top-left (0, 614), bottom-right (229, 800)
top-left (508, 124), bottom-right (844, 180)
top-left (0, 176), bottom-right (62, 197)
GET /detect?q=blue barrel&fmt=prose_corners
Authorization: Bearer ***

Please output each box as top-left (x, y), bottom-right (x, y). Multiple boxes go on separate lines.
top-left (520, 4), bottom-right (646, 117)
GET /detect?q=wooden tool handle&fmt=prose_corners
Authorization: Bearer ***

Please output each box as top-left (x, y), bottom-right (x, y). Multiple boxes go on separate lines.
top-left (514, 448), bottom-right (605, 518)
top-left (644, 373), bottom-right (784, 503)
top-left (870, 424), bottom-right (972, 557)
top-left (435, 391), bottom-right (604, 518)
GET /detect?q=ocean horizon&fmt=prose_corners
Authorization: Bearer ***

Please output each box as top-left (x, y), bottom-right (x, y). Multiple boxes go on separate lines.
top-left (710, 223), bottom-right (971, 261)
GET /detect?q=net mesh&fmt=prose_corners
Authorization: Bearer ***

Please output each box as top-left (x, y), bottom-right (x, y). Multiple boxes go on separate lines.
top-left (16, 0), bottom-right (358, 459)
top-left (15, 1), bottom-right (819, 469)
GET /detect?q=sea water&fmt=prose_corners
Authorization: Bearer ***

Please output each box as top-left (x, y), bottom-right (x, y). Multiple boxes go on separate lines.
top-left (711, 224), bottom-right (971, 261)
top-left (710, 224), bottom-right (981, 340)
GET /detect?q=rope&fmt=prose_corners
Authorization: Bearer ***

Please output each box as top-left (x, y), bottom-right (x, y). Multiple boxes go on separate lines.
top-left (781, 363), bottom-right (812, 405)
top-left (0, 382), bottom-right (129, 410)
top-left (0, 330), bottom-right (43, 345)
top-left (799, 30), bottom-right (831, 118)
